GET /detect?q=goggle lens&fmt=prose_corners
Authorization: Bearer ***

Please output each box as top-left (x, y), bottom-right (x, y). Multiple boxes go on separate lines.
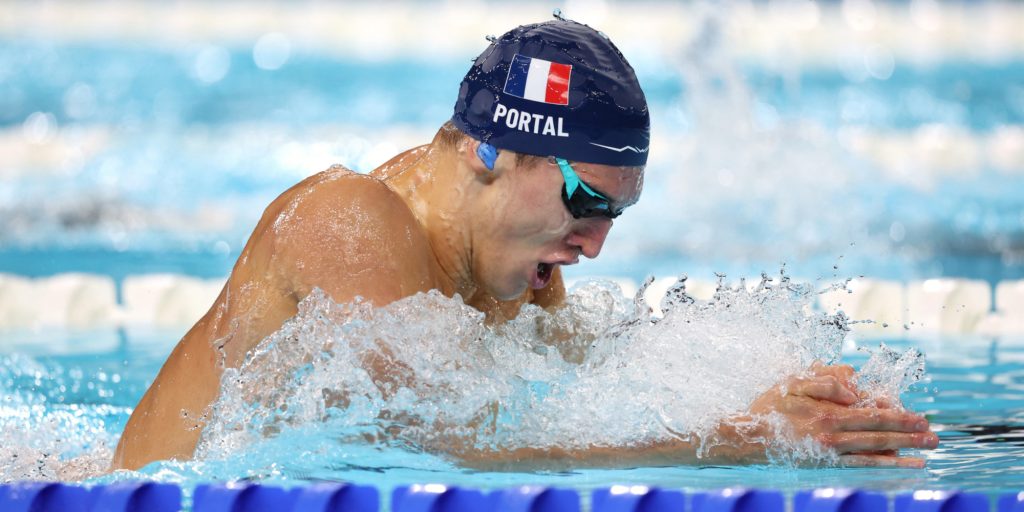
top-left (555, 158), bottom-right (624, 219)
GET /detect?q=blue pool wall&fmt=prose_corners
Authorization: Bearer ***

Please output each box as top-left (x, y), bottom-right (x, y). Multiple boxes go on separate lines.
top-left (1, 482), bottom-right (1023, 512)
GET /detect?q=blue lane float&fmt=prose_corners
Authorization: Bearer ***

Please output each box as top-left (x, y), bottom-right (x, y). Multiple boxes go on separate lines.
top-left (690, 488), bottom-right (785, 512)
top-left (3, 483), bottom-right (1024, 511)
top-left (291, 482), bottom-right (379, 512)
top-left (91, 482), bottom-right (181, 512)
top-left (192, 482), bottom-right (378, 512)
top-left (391, 484), bottom-right (487, 512)
top-left (0, 482), bottom-right (92, 512)
top-left (193, 483), bottom-right (294, 512)
top-left (488, 486), bottom-right (579, 512)
top-left (895, 490), bottom-right (990, 512)
top-left (999, 492), bottom-right (1024, 512)
top-left (793, 488), bottom-right (887, 512)
top-left (591, 485), bottom-right (686, 512)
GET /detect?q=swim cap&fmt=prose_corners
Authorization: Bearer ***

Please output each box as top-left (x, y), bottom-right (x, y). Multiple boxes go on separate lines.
top-left (451, 18), bottom-right (650, 167)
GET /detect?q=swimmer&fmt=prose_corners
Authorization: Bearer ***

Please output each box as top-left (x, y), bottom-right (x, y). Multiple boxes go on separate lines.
top-left (111, 17), bottom-right (937, 471)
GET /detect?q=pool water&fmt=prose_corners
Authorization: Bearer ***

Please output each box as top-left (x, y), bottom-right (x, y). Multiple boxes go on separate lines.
top-left (2, 37), bottom-right (1024, 284)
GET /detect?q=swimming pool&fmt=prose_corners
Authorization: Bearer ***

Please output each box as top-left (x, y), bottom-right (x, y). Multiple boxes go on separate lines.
top-left (2, 0), bottom-right (1024, 506)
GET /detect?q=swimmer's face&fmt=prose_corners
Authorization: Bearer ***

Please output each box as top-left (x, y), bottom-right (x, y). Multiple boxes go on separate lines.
top-left (474, 152), bottom-right (644, 300)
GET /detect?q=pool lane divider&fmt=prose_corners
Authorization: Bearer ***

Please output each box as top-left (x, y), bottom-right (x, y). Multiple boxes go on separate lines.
top-left (0, 482), bottom-right (1020, 511)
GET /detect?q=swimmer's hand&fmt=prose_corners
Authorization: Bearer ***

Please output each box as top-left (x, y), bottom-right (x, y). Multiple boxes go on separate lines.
top-left (741, 364), bottom-right (938, 469)
top-left (801, 361), bottom-right (895, 408)
top-left (452, 363), bottom-right (935, 472)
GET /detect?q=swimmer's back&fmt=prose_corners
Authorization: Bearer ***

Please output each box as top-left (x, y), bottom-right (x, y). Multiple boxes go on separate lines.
top-left (112, 165), bottom-right (438, 470)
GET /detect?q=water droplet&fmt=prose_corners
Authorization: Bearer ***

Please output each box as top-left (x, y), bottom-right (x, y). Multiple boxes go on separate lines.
top-left (553, 7), bottom-right (565, 20)
top-left (485, 35), bottom-right (497, 43)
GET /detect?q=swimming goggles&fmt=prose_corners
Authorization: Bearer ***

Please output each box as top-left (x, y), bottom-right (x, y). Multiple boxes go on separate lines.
top-left (552, 157), bottom-right (624, 219)
top-left (476, 142), bottom-right (624, 219)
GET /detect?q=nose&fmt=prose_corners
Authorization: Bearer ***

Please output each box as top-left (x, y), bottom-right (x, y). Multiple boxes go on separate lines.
top-left (566, 218), bottom-right (613, 259)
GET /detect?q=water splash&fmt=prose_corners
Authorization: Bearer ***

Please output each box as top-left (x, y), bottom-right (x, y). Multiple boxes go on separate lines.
top-left (192, 274), bottom-right (869, 471)
top-left (0, 275), bottom-right (929, 483)
top-left (856, 343), bottom-right (927, 410)
top-left (0, 354), bottom-right (117, 483)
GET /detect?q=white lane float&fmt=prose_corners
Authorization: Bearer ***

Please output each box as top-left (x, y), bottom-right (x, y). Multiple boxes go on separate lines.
top-left (0, 274), bottom-right (36, 330)
top-left (906, 279), bottom-right (992, 334)
top-left (0, 273), bottom-right (118, 330)
top-left (977, 279), bottom-right (1024, 336)
top-left (818, 279), bottom-right (905, 334)
top-left (121, 274), bottom-right (225, 328)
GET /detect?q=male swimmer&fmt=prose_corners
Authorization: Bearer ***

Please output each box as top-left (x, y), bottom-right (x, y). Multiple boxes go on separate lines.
top-left (112, 18), bottom-right (938, 471)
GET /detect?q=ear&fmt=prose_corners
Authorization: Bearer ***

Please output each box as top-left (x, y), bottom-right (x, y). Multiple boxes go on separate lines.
top-left (460, 138), bottom-right (502, 183)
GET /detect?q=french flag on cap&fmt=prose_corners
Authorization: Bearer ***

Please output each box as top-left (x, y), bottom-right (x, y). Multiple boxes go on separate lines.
top-left (503, 54), bottom-right (572, 106)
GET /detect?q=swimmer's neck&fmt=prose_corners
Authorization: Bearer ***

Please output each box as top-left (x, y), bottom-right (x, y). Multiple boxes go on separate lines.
top-left (371, 140), bottom-right (480, 303)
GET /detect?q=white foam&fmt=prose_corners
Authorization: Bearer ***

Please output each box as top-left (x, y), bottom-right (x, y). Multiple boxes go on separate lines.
top-left (642, 276), bottom-right (678, 317)
top-left (566, 275), bottom-right (718, 317)
top-left (564, 276), bottom-right (638, 299)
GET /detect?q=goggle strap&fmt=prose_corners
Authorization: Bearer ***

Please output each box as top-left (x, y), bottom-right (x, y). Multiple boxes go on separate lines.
top-left (555, 158), bottom-right (581, 197)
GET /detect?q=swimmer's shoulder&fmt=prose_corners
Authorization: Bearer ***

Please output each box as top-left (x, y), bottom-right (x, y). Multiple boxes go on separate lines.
top-left (304, 164), bottom-right (422, 234)
top-left (271, 164), bottom-right (414, 227)
top-left (257, 165), bottom-right (436, 304)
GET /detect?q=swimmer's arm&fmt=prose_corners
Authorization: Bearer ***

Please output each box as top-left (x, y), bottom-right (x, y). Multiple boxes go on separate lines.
top-left (456, 414), bottom-right (930, 471)
top-left (112, 172), bottom-right (345, 471)
top-left (454, 366), bottom-right (938, 470)
top-left (111, 170), bottom-right (434, 471)
top-left (453, 424), bottom-right (763, 471)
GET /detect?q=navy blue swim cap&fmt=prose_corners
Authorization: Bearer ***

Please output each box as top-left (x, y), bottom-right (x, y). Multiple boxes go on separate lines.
top-left (451, 18), bottom-right (650, 167)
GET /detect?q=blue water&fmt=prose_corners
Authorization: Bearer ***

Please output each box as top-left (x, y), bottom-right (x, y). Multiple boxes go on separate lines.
top-left (4, 40), bottom-right (1024, 130)
top-left (1, 38), bottom-right (1023, 284)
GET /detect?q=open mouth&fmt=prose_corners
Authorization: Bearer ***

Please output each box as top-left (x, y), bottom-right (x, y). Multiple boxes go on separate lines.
top-left (532, 262), bottom-right (555, 289)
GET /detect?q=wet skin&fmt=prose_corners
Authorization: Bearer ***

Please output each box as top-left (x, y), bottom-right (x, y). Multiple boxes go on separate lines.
top-left (111, 127), bottom-right (937, 471)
